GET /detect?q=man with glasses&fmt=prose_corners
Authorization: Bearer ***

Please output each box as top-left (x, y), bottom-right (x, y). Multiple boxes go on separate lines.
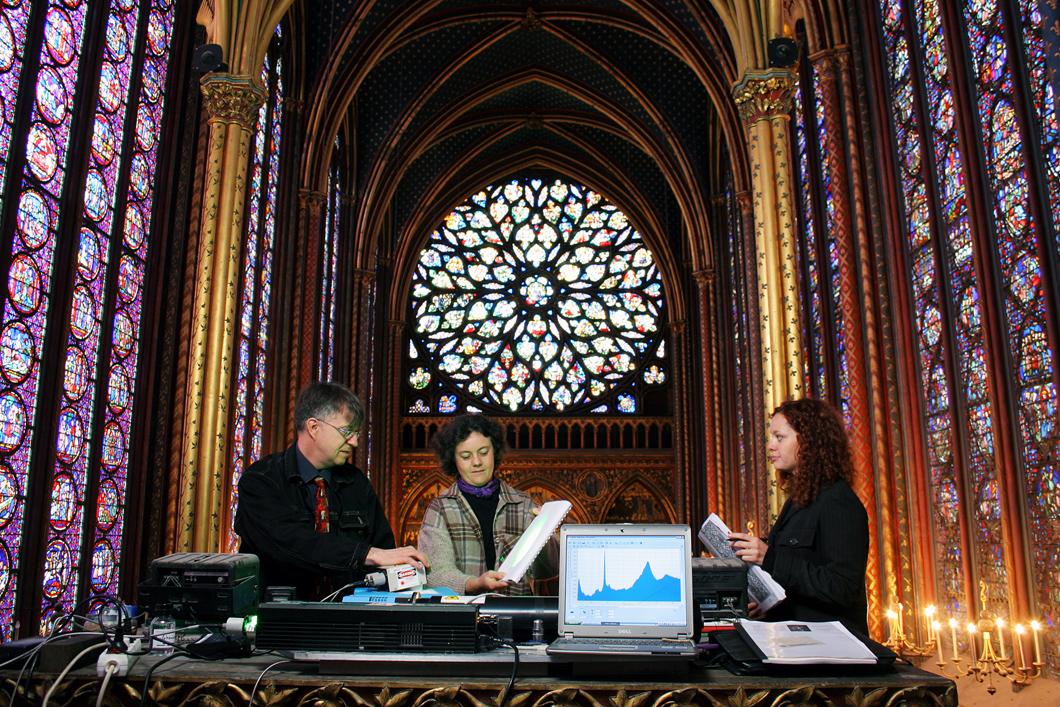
top-left (235, 382), bottom-right (428, 599)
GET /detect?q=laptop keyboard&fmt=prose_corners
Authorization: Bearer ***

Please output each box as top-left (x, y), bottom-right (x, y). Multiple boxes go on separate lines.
top-left (549, 637), bottom-right (693, 653)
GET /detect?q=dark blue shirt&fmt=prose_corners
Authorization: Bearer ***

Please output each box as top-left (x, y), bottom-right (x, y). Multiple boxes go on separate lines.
top-left (295, 445), bottom-right (332, 487)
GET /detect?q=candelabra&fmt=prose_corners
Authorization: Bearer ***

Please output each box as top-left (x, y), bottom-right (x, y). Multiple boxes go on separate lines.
top-left (933, 583), bottom-right (1044, 695)
top-left (883, 602), bottom-right (939, 658)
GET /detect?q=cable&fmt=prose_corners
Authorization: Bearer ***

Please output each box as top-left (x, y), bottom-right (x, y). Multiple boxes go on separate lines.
top-left (489, 637), bottom-right (519, 707)
top-left (249, 658), bottom-right (295, 706)
top-left (5, 630), bottom-right (100, 704)
top-left (319, 572), bottom-right (387, 602)
top-left (41, 640), bottom-right (108, 707)
top-left (96, 662), bottom-right (118, 707)
top-left (138, 651), bottom-right (185, 707)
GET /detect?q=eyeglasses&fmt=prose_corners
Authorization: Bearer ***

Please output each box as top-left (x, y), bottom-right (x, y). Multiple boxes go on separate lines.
top-left (314, 418), bottom-right (360, 439)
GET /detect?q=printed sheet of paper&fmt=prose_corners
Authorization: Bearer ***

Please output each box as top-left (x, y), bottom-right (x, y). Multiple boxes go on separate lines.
top-left (496, 500), bottom-right (570, 583)
top-left (698, 514), bottom-right (786, 612)
top-left (737, 619), bottom-right (877, 664)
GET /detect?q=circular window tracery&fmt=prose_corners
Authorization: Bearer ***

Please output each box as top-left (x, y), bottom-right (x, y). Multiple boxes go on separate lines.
top-left (407, 176), bottom-right (667, 414)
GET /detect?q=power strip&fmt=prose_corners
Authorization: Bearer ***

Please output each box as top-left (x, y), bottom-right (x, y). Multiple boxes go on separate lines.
top-left (96, 646), bottom-right (141, 677)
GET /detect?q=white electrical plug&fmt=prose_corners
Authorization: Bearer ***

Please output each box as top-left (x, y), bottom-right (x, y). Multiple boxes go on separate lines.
top-left (96, 651), bottom-right (137, 677)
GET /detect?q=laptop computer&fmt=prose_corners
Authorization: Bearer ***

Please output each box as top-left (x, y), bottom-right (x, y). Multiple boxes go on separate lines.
top-left (547, 524), bottom-right (698, 658)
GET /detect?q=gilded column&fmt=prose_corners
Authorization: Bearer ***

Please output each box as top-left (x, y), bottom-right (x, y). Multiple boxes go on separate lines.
top-left (735, 190), bottom-right (769, 527)
top-left (348, 269), bottom-right (376, 391)
top-left (694, 269), bottom-right (720, 520)
top-left (349, 268), bottom-right (377, 474)
top-left (175, 75), bottom-right (266, 551)
top-left (669, 318), bottom-right (691, 522)
top-left (811, 50), bottom-right (882, 635)
top-left (840, 46), bottom-right (896, 637)
top-left (732, 70), bottom-right (802, 521)
top-left (383, 318), bottom-right (406, 519)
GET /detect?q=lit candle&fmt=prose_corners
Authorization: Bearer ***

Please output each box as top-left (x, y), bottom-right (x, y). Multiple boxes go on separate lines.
top-left (897, 602), bottom-right (905, 637)
top-left (949, 618), bottom-right (959, 661)
top-left (1015, 624), bottom-right (1027, 670)
top-left (886, 608), bottom-right (897, 641)
top-left (1030, 620), bottom-right (1041, 664)
top-left (966, 623), bottom-right (978, 663)
top-left (933, 621), bottom-right (943, 664)
top-left (925, 605), bottom-right (936, 642)
top-left (995, 617), bottom-right (1006, 661)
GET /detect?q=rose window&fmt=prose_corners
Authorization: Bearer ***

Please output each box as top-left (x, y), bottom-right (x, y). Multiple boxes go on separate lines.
top-left (407, 177), bottom-right (667, 414)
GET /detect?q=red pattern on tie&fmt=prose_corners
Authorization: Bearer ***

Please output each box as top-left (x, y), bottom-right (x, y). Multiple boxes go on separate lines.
top-left (313, 477), bottom-right (329, 533)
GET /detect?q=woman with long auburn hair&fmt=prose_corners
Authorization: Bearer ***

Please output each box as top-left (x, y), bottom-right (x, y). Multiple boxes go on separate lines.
top-left (727, 398), bottom-right (870, 635)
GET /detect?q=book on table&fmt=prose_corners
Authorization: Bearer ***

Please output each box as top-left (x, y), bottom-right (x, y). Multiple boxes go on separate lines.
top-left (736, 619), bottom-right (878, 664)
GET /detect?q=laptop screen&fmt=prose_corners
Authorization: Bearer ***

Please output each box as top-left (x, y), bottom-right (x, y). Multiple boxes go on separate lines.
top-left (558, 525), bottom-right (694, 637)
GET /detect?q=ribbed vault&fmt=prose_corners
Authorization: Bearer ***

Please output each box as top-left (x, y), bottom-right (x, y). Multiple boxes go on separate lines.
top-left (292, 0), bottom-right (750, 287)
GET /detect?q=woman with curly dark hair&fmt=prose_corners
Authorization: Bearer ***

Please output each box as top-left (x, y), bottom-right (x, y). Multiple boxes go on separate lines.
top-left (728, 398), bottom-right (869, 634)
top-left (416, 414), bottom-right (557, 595)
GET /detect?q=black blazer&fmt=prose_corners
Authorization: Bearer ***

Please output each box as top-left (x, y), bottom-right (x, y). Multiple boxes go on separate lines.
top-left (234, 445), bottom-right (396, 600)
top-left (761, 479), bottom-right (869, 635)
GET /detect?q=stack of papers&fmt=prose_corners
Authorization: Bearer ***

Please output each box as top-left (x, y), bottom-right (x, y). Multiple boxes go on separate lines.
top-left (738, 620), bottom-right (877, 664)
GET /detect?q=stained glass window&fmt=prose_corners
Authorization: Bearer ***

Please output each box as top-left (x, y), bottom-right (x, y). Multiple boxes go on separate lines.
top-left (871, 0), bottom-right (1060, 641)
top-left (406, 176), bottom-right (667, 414)
top-left (0, 1), bottom-right (32, 205)
top-left (227, 28), bottom-right (285, 553)
top-left (318, 138), bottom-right (342, 381)
top-left (0, 0), bottom-right (177, 637)
top-left (874, 0), bottom-right (979, 616)
top-left (790, 52), bottom-right (829, 400)
top-left (960, 0), bottom-right (1059, 630)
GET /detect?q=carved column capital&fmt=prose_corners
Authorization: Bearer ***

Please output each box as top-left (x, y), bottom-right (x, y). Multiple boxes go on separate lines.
top-left (298, 188), bottom-right (326, 210)
top-left (692, 268), bottom-right (716, 287)
top-left (809, 48), bottom-right (839, 86)
top-left (732, 69), bottom-right (796, 126)
top-left (285, 97), bottom-right (305, 115)
top-left (833, 44), bottom-right (852, 70)
top-left (734, 190), bottom-right (753, 216)
top-left (200, 74), bottom-right (266, 129)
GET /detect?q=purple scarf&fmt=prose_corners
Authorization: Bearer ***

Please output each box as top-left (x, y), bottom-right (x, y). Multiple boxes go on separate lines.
top-left (457, 476), bottom-right (500, 498)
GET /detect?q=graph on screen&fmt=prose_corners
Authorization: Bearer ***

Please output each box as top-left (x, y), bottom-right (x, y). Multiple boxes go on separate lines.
top-left (562, 533), bottom-right (689, 626)
top-left (577, 555), bottom-right (682, 602)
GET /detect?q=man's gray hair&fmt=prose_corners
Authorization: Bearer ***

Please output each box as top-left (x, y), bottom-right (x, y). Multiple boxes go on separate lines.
top-left (294, 382), bottom-right (364, 432)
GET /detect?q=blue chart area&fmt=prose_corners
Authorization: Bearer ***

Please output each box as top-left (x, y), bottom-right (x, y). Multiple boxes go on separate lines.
top-left (577, 562), bottom-right (681, 602)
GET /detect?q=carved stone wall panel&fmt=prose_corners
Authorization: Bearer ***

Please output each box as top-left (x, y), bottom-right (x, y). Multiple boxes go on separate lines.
top-left (0, 669), bottom-right (958, 706)
top-left (394, 452), bottom-right (678, 546)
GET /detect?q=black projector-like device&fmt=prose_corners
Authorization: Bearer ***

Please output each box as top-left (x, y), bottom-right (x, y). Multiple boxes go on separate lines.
top-left (138, 552), bottom-right (259, 620)
top-left (692, 557), bottom-right (748, 620)
top-left (254, 602), bottom-right (480, 653)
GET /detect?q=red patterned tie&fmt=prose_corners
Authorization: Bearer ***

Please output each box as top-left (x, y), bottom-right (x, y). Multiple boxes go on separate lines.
top-left (313, 477), bottom-right (329, 533)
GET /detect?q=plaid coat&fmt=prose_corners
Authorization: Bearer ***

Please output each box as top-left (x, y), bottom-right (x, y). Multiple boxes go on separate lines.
top-left (417, 480), bottom-right (558, 595)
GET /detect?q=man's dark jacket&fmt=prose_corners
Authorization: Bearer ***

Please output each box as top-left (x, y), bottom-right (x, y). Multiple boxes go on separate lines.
top-left (234, 445), bottom-right (396, 600)
top-left (761, 479), bottom-right (869, 635)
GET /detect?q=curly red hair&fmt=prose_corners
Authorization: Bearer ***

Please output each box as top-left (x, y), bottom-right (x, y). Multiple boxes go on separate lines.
top-left (772, 398), bottom-right (854, 507)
